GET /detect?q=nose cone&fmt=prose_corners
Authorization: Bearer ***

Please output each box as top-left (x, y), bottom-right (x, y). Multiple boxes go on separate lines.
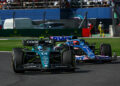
top-left (40, 51), bottom-right (50, 68)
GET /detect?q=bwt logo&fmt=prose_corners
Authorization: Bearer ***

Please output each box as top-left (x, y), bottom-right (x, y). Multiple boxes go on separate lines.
top-left (50, 36), bottom-right (72, 41)
top-left (41, 52), bottom-right (48, 55)
top-left (27, 40), bottom-right (38, 44)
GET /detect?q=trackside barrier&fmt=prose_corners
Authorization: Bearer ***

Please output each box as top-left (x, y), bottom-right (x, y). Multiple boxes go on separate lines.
top-left (0, 29), bottom-right (82, 37)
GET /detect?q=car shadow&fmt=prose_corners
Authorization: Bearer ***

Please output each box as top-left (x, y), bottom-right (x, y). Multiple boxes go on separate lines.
top-left (77, 60), bottom-right (120, 66)
top-left (17, 69), bottom-right (91, 76)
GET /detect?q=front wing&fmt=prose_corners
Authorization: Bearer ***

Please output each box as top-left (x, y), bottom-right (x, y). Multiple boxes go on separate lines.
top-left (75, 55), bottom-right (112, 61)
top-left (17, 63), bottom-right (75, 71)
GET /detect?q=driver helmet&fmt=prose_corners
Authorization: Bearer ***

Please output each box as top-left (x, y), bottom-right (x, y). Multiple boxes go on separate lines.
top-left (73, 40), bottom-right (79, 45)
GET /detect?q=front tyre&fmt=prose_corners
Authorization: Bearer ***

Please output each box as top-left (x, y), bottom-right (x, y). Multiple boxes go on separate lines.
top-left (62, 50), bottom-right (75, 70)
top-left (12, 48), bottom-right (24, 73)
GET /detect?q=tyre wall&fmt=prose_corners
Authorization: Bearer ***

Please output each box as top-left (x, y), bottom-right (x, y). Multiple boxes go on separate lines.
top-left (0, 29), bottom-right (82, 37)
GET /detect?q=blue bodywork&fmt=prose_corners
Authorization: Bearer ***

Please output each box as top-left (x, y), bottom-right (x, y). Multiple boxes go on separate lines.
top-left (65, 39), bottom-right (111, 61)
top-left (50, 36), bottom-right (73, 41)
top-left (65, 39), bottom-right (95, 59)
top-left (65, 39), bottom-right (96, 60)
top-left (66, 39), bottom-right (112, 61)
top-left (50, 36), bottom-right (112, 61)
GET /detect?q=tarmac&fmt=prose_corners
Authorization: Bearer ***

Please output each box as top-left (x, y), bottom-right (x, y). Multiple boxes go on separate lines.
top-left (0, 52), bottom-right (120, 86)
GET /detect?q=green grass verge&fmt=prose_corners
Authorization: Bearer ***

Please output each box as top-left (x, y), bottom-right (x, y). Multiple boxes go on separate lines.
top-left (0, 40), bottom-right (22, 51)
top-left (0, 38), bottom-right (120, 56)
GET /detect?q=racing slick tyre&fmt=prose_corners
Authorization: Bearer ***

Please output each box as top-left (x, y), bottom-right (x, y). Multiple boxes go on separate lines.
top-left (100, 44), bottom-right (112, 57)
top-left (62, 50), bottom-right (75, 68)
top-left (12, 48), bottom-right (24, 73)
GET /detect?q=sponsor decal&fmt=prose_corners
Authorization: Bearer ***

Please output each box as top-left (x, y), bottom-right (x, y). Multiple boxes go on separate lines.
top-left (50, 36), bottom-right (72, 41)
top-left (26, 40), bottom-right (38, 44)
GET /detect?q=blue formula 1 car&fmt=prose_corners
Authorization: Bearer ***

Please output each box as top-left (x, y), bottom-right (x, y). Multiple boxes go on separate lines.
top-left (12, 39), bottom-right (75, 73)
top-left (50, 36), bottom-right (117, 63)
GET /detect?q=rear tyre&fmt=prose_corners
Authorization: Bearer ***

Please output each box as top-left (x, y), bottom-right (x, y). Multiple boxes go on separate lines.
top-left (100, 44), bottom-right (112, 57)
top-left (12, 48), bottom-right (24, 73)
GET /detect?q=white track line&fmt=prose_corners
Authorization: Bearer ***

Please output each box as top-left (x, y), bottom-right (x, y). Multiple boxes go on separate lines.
top-left (0, 39), bottom-right (8, 40)
top-left (0, 51), bottom-right (11, 53)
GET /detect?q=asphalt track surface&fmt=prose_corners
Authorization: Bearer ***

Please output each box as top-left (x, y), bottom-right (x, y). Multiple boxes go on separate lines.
top-left (0, 52), bottom-right (120, 86)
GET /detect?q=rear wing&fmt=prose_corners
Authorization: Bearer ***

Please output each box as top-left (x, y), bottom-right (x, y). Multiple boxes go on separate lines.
top-left (22, 39), bottom-right (54, 46)
top-left (49, 36), bottom-right (73, 42)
